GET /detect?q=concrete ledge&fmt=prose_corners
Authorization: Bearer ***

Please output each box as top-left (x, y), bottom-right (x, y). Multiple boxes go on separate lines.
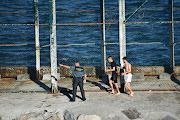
top-left (42, 73), bottom-right (60, 81)
top-left (132, 73), bottom-right (144, 80)
top-left (17, 74), bottom-right (30, 81)
top-left (159, 73), bottom-right (170, 80)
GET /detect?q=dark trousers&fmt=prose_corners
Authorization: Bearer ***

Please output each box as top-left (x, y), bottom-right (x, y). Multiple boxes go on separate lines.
top-left (72, 77), bottom-right (85, 100)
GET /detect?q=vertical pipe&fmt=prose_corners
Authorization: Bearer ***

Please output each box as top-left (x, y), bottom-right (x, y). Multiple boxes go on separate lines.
top-left (119, 0), bottom-right (126, 67)
top-left (100, 0), bottom-right (106, 72)
top-left (34, 0), bottom-right (40, 80)
top-left (119, 0), bottom-right (126, 93)
top-left (49, 0), bottom-right (58, 92)
top-left (169, 0), bottom-right (175, 73)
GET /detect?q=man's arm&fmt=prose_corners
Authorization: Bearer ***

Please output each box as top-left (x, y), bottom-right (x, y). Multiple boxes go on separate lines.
top-left (106, 67), bottom-right (115, 72)
top-left (60, 64), bottom-right (70, 69)
top-left (83, 74), bottom-right (87, 83)
top-left (117, 66), bottom-right (123, 69)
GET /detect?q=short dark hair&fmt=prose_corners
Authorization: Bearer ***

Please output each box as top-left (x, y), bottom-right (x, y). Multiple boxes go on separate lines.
top-left (108, 56), bottom-right (112, 59)
top-left (75, 61), bottom-right (79, 63)
top-left (123, 57), bottom-right (127, 60)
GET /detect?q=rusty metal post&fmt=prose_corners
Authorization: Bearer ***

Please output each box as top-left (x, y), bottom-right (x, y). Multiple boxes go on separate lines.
top-left (49, 0), bottom-right (58, 93)
top-left (169, 0), bottom-right (175, 73)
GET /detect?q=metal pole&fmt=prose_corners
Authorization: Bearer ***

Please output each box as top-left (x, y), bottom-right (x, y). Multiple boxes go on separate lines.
top-left (100, 0), bottom-right (106, 72)
top-left (34, 0), bottom-right (40, 80)
top-left (169, 0), bottom-right (175, 73)
top-left (119, 0), bottom-right (126, 67)
top-left (49, 0), bottom-right (58, 93)
top-left (119, 0), bottom-right (126, 93)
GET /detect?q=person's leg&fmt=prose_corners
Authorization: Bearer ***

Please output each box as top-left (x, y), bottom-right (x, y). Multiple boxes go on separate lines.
top-left (78, 78), bottom-right (86, 100)
top-left (72, 78), bottom-right (78, 101)
top-left (125, 82), bottom-right (134, 96)
top-left (114, 83), bottom-right (120, 95)
top-left (109, 80), bottom-right (114, 94)
top-left (113, 74), bottom-right (120, 95)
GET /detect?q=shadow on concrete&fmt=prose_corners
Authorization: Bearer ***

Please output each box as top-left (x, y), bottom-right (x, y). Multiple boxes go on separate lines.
top-left (86, 79), bottom-right (108, 91)
top-left (28, 67), bottom-right (51, 91)
top-left (164, 66), bottom-right (180, 85)
top-left (171, 75), bottom-right (180, 85)
top-left (57, 87), bottom-right (83, 101)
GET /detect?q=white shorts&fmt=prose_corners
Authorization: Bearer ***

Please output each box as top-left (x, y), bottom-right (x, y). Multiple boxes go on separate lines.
top-left (125, 73), bottom-right (132, 83)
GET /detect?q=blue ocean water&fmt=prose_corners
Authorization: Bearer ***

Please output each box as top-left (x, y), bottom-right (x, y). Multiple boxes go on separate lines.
top-left (0, 0), bottom-right (179, 67)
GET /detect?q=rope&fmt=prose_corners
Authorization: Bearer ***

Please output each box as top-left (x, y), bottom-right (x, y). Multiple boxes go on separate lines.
top-left (125, 0), bottom-right (148, 22)
top-left (55, 22), bottom-right (118, 26)
top-left (125, 21), bottom-right (180, 25)
top-left (0, 43), bottom-right (28, 47)
top-left (40, 42), bottom-right (172, 48)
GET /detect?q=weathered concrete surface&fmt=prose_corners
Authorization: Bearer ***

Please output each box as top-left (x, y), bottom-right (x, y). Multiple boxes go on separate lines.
top-left (42, 73), bottom-right (61, 81)
top-left (0, 67), bottom-right (28, 78)
top-left (0, 92), bottom-right (179, 120)
top-left (159, 73), bottom-right (171, 80)
top-left (17, 74), bottom-right (30, 81)
top-left (1, 66), bottom-right (180, 78)
top-left (0, 76), bottom-right (180, 93)
top-left (132, 73), bottom-right (144, 81)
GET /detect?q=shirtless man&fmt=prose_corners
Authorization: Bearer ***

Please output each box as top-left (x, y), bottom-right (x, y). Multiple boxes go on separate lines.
top-left (118, 57), bottom-right (134, 97)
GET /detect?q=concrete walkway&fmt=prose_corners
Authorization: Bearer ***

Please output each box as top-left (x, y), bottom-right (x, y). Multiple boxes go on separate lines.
top-left (0, 91), bottom-right (179, 120)
top-left (0, 76), bottom-right (180, 93)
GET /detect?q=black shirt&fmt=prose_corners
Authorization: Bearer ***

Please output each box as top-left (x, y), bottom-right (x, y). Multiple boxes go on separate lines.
top-left (111, 61), bottom-right (117, 74)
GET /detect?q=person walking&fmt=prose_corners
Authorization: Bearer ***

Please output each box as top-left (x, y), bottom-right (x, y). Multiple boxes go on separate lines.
top-left (119, 57), bottom-right (134, 97)
top-left (60, 61), bottom-right (87, 102)
top-left (106, 56), bottom-right (121, 95)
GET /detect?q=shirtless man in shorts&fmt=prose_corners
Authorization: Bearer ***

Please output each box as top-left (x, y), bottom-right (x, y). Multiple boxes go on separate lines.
top-left (118, 57), bottom-right (134, 97)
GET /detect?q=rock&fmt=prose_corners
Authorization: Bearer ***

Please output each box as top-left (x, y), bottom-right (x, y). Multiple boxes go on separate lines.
top-left (108, 113), bottom-right (129, 120)
top-left (16, 112), bottom-right (43, 120)
top-left (159, 73), bottom-right (170, 80)
top-left (42, 73), bottom-right (60, 81)
top-left (162, 115), bottom-right (177, 120)
top-left (63, 109), bottom-right (74, 120)
top-left (122, 108), bottom-right (141, 119)
top-left (17, 74), bottom-right (30, 81)
top-left (78, 115), bottom-right (101, 120)
top-left (46, 113), bottom-right (61, 120)
top-left (132, 73), bottom-right (144, 80)
top-left (143, 111), bottom-right (178, 120)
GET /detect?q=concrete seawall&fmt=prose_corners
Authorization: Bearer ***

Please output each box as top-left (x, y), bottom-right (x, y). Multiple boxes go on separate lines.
top-left (0, 66), bottom-right (180, 78)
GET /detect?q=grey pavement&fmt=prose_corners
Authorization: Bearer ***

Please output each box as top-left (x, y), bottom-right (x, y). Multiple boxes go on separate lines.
top-left (0, 76), bottom-right (180, 93)
top-left (0, 91), bottom-right (180, 120)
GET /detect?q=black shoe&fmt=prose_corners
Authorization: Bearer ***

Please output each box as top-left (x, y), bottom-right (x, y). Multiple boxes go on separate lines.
top-left (69, 99), bottom-right (75, 102)
top-left (82, 98), bottom-right (86, 101)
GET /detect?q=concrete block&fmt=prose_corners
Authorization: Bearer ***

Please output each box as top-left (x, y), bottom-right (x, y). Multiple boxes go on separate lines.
top-left (132, 73), bottom-right (144, 80)
top-left (17, 74), bottom-right (30, 81)
top-left (159, 73), bottom-right (170, 80)
top-left (42, 73), bottom-right (61, 81)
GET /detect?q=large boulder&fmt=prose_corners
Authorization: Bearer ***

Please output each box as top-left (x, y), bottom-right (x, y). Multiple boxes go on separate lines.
top-left (78, 115), bottom-right (101, 120)
top-left (63, 109), bottom-right (74, 120)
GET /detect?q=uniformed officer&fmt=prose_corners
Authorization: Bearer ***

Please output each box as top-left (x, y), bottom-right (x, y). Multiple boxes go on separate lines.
top-left (60, 61), bottom-right (87, 102)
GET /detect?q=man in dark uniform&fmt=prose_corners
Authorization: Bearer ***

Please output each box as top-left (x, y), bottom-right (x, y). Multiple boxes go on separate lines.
top-left (106, 56), bottom-right (120, 95)
top-left (60, 61), bottom-right (87, 102)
